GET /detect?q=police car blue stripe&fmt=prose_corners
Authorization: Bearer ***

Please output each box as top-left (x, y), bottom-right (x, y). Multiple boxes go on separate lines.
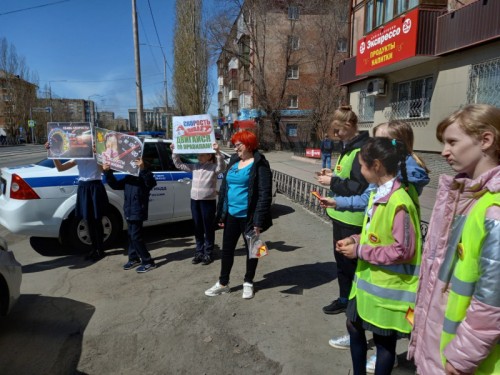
top-left (22, 171), bottom-right (194, 188)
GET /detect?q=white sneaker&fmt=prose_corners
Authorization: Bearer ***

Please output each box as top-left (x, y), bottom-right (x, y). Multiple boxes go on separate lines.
top-left (242, 282), bottom-right (254, 299)
top-left (366, 353), bottom-right (398, 374)
top-left (204, 281), bottom-right (230, 296)
top-left (328, 334), bottom-right (350, 349)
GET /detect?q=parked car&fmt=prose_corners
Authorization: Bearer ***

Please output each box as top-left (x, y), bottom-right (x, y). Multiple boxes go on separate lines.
top-left (0, 139), bottom-right (276, 251)
top-left (0, 237), bottom-right (22, 315)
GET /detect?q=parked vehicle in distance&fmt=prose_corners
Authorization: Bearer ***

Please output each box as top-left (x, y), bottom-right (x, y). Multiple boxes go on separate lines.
top-left (0, 237), bottom-right (22, 316)
top-left (0, 138), bottom-right (276, 252)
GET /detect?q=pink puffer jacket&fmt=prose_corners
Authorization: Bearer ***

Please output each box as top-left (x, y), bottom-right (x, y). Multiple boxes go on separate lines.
top-left (408, 166), bottom-right (500, 374)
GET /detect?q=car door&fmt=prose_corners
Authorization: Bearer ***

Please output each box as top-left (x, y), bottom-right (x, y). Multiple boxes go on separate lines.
top-left (142, 142), bottom-right (174, 223)
top-left (161, 142), bottom-right (193, 220)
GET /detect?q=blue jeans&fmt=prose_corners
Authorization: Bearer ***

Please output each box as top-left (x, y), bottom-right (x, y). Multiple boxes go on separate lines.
top-left (127, 220), bottom-right (153, 264)
top-left (191, 199), bottom-right (216, 257)
top-left (322, 153), bottom-right (331, 169)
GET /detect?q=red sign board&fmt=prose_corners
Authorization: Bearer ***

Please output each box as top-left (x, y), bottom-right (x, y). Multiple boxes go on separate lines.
top-left (305, 148), bottom-right (321, 159)
top-left (356, 8), bottom-right (419, 75)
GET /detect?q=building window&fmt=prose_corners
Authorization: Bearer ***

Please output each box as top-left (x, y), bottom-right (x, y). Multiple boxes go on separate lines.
top-left (288, 95), bottom-right (298, 108)
top-left (365, 0), bottom-right (418, 33)
top-left (287, 65), bottom-right (299, 79)
top-left (337, 38), bottom-right (347, 52)
top-left (288, 6), bottom-right (299, 20)
top-left (288, 36), bottom-right (300, 51)
top-left (359, 91), bottom-right (375, 122)
top-left (286, 123), bottom-right (298, 137)
top-left (467, 57), bottom-right (500, 107)
top-left (391, 76), bottom-right (433, 119)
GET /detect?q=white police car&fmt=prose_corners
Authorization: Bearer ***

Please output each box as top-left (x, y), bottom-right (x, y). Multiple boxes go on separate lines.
top-left (0, 139), bottom-right (231, 251)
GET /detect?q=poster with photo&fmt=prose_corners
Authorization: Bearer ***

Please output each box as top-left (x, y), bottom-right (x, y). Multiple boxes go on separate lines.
top-left (95, 128), bottom-right (143, 176)
top-left (47, 122), bottom-right (94, 159)
top-left (172, 114), bottom-right (215, 154)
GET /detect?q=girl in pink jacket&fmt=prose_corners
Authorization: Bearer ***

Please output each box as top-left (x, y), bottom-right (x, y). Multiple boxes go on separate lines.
top-left (408, 104), bottom-right (500, 375)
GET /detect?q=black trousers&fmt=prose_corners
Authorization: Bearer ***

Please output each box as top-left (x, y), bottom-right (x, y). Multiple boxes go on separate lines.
top-left (219, 214), bottom-right (258, 286)
top-left (332, 219), bottom-right (361, 300)
top-left (127, 220), bottom-right (153, 264)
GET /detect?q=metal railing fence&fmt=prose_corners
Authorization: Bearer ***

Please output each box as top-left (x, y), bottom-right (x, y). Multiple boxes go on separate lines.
top-left (273, 169), bottom-right (330, 219)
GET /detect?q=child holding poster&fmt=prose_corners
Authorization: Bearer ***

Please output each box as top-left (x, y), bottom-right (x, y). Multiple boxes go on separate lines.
top-left (170, 142), bottom-right (226, 265)
top-left (103, 158), bottom-right (158, 273)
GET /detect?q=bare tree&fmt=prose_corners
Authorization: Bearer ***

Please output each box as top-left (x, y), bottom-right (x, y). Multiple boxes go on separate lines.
top-left (173, 0), bottom-right (211, 115)
top-left (207, 0), bottom-right (347, 150)
top-left (302, 0), bottom-right (349, 144)
top-left (0, 37), bottom-right (39, 142)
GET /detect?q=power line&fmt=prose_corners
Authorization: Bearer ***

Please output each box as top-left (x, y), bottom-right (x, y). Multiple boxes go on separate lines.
top-left (0, 0), bottom-right (71, 16)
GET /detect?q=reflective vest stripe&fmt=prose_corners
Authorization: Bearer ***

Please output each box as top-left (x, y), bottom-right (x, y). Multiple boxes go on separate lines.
top-left (438, 215), bottom-right (467, 284)
top-left (442, 317), bottom-right (461, 335)
top-left (450, 274), bottom-right (475, 296)
top-left (356, 278), bottom-right (417, 303)
top-left (326, 148), bottom-right (365, 226)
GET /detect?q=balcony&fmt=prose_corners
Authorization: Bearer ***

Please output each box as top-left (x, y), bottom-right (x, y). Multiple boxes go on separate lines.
top-left (229, 90), bottom-right (239, 101)
top-left (436, 0), bottom-right (500, 55)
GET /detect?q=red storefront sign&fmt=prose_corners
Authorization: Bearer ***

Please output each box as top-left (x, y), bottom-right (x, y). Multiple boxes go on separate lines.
top-left (305, 148), bottom-right (321, 159)
top-left (356, 8), bottom-right (419, 75)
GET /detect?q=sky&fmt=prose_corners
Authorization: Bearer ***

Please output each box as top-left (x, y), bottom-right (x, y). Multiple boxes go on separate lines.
top-left (0, 0), bottom-right (221, 119)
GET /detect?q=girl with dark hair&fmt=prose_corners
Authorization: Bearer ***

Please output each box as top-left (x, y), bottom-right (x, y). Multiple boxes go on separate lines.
top-left (325, 137), bottom-right (422, 374)
top-left (205, 130), bottom-right (273, 299)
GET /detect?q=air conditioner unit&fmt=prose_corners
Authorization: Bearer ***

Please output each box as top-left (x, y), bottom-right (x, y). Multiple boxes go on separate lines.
top-left (366, 78), bottom-right (386, 96)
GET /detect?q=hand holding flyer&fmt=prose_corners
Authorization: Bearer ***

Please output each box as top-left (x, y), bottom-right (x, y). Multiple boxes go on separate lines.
top-left (311, 191), bottom-right (322, 200)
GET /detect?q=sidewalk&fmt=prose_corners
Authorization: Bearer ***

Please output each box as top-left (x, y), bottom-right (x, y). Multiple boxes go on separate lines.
top-left (221, 146), bottom-right (450, 223)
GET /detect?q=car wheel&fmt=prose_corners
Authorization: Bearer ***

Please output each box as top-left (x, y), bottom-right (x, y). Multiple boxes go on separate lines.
top-left (63, 207), bottom-right (122, 252)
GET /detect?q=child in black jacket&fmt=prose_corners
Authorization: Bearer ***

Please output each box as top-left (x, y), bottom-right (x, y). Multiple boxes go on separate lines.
top-left (103, 158), bottom-right (158, 273)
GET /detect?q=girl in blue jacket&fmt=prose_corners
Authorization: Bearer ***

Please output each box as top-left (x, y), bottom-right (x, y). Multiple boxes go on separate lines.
top-left (103, 158), bottom-right (157, 273)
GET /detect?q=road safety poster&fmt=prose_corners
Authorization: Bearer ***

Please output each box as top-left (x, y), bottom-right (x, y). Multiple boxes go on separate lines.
top-left (95, 128), bottom-right (143, 176)
top-left (172, 114), bottom-right (215, 154)
top-left (47, 122), bottom-right (94, 159)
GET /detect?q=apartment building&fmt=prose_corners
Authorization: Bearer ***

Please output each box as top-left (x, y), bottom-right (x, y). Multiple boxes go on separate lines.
top-left (128, 107), bottom-right (168, 132)
top-left (217, 1), bottom-right (349, 148)
top-left (338, 0), bottom-right (500, 152)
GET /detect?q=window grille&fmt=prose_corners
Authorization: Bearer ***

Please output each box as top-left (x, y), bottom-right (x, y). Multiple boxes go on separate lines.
top-left (467, 57), bottom-right (500, 107)
top-left (359, 90), bottom-right (375, 122)
top-left (390, 76), bottom-right (433, 119)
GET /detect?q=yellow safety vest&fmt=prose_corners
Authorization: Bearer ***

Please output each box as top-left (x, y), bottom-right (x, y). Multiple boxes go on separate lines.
top-left (326, 148), bottom-right (365, 226)
top-left (349, 187), bottom-right (422, 333)
top-left (440, 191), bottom-right (500, 374)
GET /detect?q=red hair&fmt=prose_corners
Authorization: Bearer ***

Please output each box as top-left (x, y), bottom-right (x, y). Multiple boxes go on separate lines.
top-left (231, 130), bottom-right (258, 152)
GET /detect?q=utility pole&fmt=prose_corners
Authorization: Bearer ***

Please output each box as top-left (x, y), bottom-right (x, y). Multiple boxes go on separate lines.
top-left (132, 0), bottom-right (144, 132)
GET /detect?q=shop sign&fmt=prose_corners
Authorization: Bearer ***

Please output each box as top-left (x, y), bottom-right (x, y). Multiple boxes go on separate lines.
top-left (356, 8), bottom-right (419, 75)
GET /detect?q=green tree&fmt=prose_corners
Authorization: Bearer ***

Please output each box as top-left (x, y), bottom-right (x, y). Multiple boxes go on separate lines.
top-left (173, 0), bottom-right (211, 115)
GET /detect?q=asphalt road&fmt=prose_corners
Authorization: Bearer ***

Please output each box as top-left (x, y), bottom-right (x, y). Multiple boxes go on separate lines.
top-left (0, 147), bottom-right (418, 374)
